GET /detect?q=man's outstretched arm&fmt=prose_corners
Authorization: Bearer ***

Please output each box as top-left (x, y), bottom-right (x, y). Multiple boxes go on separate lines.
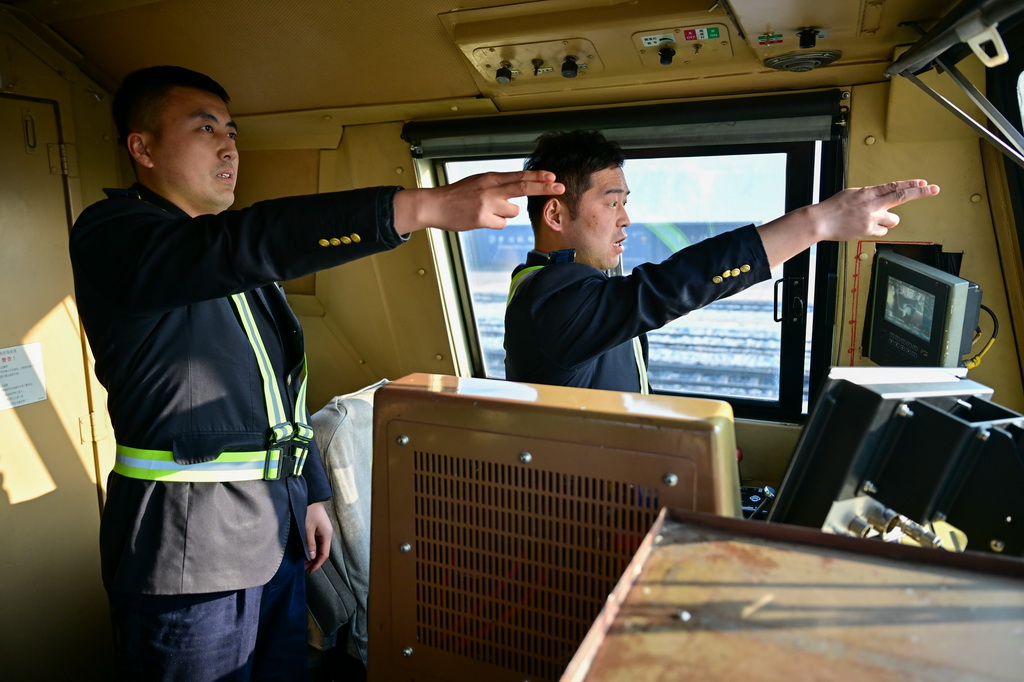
top-left (393, 170), bottom-right (564, 234)
top-left (756, 179), bottom-right (941, 268)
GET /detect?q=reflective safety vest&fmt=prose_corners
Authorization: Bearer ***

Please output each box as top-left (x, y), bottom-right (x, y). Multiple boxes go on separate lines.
top-left (112, 291), bottom-right (314, 482)
top-left (506, 264), bottom-right (650, 394)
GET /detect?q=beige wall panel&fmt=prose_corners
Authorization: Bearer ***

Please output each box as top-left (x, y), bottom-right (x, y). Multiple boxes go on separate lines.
top-left (314, 122), bottom-right (457, 404)
top-left (0, 24), bottom-right (115, 675)
top-left (733, 419), bottom-right (801, 489)
top-left (843, 82), bottom-right (1023, 411)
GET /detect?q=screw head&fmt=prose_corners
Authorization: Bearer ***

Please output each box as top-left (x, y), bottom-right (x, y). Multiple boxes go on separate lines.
top-left (663, 473), bottom-right (678, 486)
top-left (519, 452), bottom-right (532, 464)
top-left (397, 435), bottom-right (409, 446)
top-left (402, 646), bottom-right (414, 657)
top-left (399, 542), bottom-right (412, 553)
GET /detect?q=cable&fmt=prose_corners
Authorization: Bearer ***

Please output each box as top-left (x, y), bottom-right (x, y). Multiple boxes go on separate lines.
top-left (964, 304), bottom-right (999, 369)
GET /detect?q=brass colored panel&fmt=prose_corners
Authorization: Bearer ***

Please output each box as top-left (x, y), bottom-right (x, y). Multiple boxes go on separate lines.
top-left (566, 508), bottom-right (1024, 681)
top-left (369, 373), bottom-right (740, 681)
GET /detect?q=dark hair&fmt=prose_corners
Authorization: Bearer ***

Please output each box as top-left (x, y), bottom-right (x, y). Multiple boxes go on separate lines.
top-left (112, 65), bottom-right (230, 146)
top-left (524, 129), bottom-right (625, 227)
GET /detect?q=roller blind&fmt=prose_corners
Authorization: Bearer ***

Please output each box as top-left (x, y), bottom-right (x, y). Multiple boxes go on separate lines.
top-left (402, 90), bottom-right (844, 159)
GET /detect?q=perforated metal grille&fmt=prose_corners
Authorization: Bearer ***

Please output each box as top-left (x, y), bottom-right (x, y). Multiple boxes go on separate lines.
top-left (412, 449), bottom-right (664, 681)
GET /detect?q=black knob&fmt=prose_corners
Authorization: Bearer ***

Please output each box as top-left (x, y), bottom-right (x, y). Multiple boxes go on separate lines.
top-left (659, 47), bottom-right (676, 65)
top-left (496, 63), bottom-right (513, 84)
top-left (798, 28), bottom-right (819, 49)
top-left (561, 56), bottom-right (578, 78)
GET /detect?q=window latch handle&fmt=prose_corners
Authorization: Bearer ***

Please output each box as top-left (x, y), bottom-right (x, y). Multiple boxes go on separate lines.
top-left (774, 277), bottom-right (806, 323)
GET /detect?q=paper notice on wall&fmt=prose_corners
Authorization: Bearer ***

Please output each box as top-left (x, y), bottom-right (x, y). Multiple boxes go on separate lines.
top-left (0, 343), bottom-right (47, 410)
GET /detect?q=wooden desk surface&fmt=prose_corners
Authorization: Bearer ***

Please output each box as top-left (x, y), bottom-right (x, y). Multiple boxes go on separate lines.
top-left (564, 509), bottom-right (1024, 681)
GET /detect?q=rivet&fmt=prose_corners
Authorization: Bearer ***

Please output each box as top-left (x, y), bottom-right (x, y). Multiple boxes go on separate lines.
top-left (519, 452), bottom-right (532, 464)
top-left (323, 115), bottom-right (332, 121)
top-left (417, 268), bottom-right (426, 276)
top-left (970, 194), bottom-right (982, 203)
top-left (435, 354), bottom-right (443, 361)
top-left (402, 646), bottom-right (414, 657)
top-left (990, 539), bottom-right (1005, 553)
top-left (397, 435), bottom-right (409, 446)
top-left (864, 135), bottom-right (876, 145)
top-left (663, 473), bottom-right (678, 486)
top-left (858, 252), bottom-right (870, 261)
top-left (396, 167), bottom-right (404, 175)
top-left (450, 105), bottom-right (459, 111)
top-left (678, 610), bottom-right (692, 622)
top-left (841, 91), bottom-right (851, 99)
top-left (399, 542), bottom-right (412, 553)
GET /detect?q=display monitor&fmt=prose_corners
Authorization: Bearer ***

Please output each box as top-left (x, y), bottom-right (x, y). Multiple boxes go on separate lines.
top-left (864, 250), bottom-right (982, 367)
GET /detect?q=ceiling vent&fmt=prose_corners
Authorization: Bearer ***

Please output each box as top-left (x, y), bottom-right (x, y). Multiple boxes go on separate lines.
top-left (763, 50), bottom-right (842, 72)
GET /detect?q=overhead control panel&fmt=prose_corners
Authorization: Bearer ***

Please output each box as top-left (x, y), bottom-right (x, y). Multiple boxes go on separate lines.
top-left (438, 0), bottom-right (740, 100)
top-left (632, 24), bottom-right (734, 69)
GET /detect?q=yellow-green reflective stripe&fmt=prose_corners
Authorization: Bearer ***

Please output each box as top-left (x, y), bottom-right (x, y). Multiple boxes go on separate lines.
top-left (115, 444), bottom-right (266, 463)
top-left (506, 266), bottom-right (545, 305)
top-left (230, 293), bottom-right (287, 427)
top-left (112, 463), bottom-right (267, 482)
top-left (114, 445), bottom-right (278, 482)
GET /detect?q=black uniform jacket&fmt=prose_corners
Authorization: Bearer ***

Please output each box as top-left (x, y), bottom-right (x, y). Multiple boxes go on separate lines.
top-left (504, 224), bottom-right (771, 392)
top-left (70, 183), bottom-right (403, 594)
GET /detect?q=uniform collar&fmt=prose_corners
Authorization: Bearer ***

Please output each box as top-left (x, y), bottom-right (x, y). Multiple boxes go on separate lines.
top-left (525, 248), bottom-right (576, 266)
top-left (102, 183), bottom-right (191, 218)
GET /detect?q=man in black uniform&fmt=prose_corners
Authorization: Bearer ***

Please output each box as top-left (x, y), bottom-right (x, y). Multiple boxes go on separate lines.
top-left (69, 66), bottom-right (563, 679)
top-left (503, 130), bottom-right (939, 392)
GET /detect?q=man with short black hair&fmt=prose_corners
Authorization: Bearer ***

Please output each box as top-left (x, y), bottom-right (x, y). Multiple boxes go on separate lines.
top-left (70, 65), bottom-right (563, 679)
top-left (504, 129), bottom-right (939, 392)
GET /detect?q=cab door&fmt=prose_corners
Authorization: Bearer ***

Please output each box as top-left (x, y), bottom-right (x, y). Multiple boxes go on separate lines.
top-left (0, 94), bottom-right (112, 674)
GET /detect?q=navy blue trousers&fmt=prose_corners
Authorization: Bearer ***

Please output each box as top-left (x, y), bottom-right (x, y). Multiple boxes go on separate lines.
top-left (107, 532), bottom-right (308, 681)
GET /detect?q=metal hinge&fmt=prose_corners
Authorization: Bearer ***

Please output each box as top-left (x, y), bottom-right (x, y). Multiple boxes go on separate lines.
top-left (79, 411), bottom-right (110, 443)
top-left (47, 142), bottom-right (78, 176)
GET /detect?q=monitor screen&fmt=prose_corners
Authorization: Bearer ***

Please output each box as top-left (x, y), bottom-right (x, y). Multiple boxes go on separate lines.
top-left (864, 250), bottom-right (981, 368)
top-left (883, 275), bottom-right (936, 343)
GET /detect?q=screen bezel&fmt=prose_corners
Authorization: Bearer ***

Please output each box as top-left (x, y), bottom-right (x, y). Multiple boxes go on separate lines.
top-left (865, 251), bottom-right (965, 367)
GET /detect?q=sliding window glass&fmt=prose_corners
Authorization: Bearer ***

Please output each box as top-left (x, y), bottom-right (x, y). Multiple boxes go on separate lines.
top-left (410, 90), bottom-right (845, 421)
top-left (444, 141), bottom-right (825, 420)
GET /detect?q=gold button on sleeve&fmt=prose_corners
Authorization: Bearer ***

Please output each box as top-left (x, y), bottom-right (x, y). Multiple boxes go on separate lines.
top-left (340, 236), bottom-right (352, 245)
top-left (740, 264), bottom-right (751, 273)
top-left (712, 275), bottom-right (723, 284)
top-left (731, 268), bottom-right (740, 277)
top-left (329, 237), bottom-right (341, 246)
top-left (350, 233), bottom-right (361, 243)
top-left (721, 270), bottom-right (731, 279)
top-left (318, 239), bottom-right (330, 247)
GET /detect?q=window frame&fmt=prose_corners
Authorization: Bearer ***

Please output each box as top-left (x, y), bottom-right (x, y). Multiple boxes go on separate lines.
top-left (413, 91), bottom-right (847, 423)
top-left (434, 136), bottom-right (844, 423)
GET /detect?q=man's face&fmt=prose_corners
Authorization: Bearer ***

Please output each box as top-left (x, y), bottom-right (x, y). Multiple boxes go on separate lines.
top-left (133, 86), bottom-right (237, 217)
top-left (561, 166), bottom-right (631, 271)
